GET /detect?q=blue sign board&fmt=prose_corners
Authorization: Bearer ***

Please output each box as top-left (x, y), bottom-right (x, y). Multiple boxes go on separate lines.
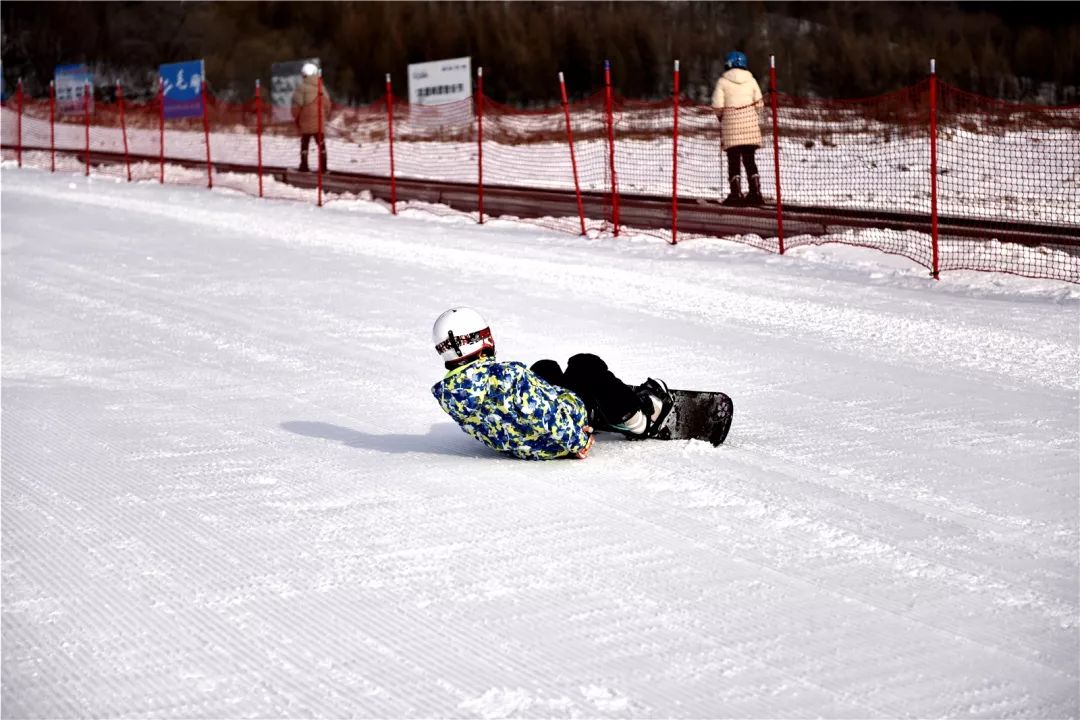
top-left (159, 59), bottom-right (205, 119)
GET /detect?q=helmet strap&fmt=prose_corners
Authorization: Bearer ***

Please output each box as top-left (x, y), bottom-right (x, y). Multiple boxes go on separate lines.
top-left (446, 330), bottom-right (461, 356)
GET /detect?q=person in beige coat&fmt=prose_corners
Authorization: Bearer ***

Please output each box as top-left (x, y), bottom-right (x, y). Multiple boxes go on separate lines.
top-left (712, 51), bottom-right (765, 206)
top-left (291, 63), bottom-right (332, 172)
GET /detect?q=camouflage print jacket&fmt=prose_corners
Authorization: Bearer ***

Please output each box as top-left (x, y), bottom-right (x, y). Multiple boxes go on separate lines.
top-left (431, 358), bottom-right (591, 460)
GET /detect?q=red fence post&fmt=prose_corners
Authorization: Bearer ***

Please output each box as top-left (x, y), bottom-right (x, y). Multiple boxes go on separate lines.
top-left (16, 79), bottom-right (23, 168)
top-left (769, 55), bottom-right (786, 254)
top-left (386, 73), bottom-right (397, 215)
top-left (118, 81), bottom-right (131, 182)
top-left (49, 80), bottom-right (56, 172)
top-left (476, 66), bottom-right (485, 224)
top-left (559, 72), bottom-right (587, 236)
top-left (201, 80), bottom-right (213, 189)
top-left (316, 72), bottom-right (324, 207)
top-left (604, 60), bottom-right (620, 237)
top-left (671, 60), bottom-right (680, 245)
top-left (255, 79), bottom-right (264, 198)
top-left (83, 82), bottom-right (91, 176)
top-left (158, 77), bottom-right (165, 184)
top-left (929, 58), bottom-right (940, 280)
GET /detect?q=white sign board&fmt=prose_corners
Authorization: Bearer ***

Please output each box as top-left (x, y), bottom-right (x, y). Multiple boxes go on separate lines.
top-left (407, 56), bottom-right (472, 106)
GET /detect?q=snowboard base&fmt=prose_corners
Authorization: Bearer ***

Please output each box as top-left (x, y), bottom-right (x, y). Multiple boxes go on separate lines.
top-left (655, 389), bottom-right (734, 446)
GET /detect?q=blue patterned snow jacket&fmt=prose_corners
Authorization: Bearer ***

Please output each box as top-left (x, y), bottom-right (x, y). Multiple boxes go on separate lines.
top-left (432, 358), bottom-right (591, 460)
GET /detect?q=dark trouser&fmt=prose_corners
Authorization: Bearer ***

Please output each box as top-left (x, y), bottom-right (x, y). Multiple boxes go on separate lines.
top-left (726, 145), bottom-right (758, 181)
top-left (531, 354), bottom-right (640, 429)
top-left (300, 133), bottom-right (327, 171)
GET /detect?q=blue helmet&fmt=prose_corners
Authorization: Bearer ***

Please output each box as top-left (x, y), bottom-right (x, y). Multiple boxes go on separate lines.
top-left (724, 51), bottom-right (749, 71)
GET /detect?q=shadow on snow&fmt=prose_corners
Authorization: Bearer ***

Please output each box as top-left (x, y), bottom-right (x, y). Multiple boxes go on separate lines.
top-left (280, 420), bottom-right (493, 459)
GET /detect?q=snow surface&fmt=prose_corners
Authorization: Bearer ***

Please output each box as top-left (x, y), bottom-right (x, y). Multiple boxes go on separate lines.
top-left (2, 165), bottom-right (1078, 718)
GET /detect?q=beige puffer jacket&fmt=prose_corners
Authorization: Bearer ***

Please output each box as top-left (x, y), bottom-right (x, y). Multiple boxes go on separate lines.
top-left (290, 75), bottom-right (332, 135)
top-left (711, 68), bottom-right (764, 149)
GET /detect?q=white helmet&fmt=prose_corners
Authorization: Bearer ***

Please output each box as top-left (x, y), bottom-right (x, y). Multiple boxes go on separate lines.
top-left (432, 307), bottom-right (494, 364)
top-left (301, 62), bottom-right (319, 77)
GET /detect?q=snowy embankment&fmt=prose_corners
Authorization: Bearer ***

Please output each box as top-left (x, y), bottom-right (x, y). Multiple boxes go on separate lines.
top-left (2, 165), bottom-right (1078, 718)
top-left (13, 150), bottom-right (1080, 283)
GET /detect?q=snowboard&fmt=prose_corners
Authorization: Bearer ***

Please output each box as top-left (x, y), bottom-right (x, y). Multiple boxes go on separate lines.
top-left (654, 389), bottom-right (734, 446)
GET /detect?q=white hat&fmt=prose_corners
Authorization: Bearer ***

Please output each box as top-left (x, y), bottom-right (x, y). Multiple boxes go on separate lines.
top-left (301, 63), bottom-right (318, 77)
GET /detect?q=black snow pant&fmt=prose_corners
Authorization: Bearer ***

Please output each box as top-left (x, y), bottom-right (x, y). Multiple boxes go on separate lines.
top-left (300, 133), bottom-right (327, 172)
top-left (531, 353), bottom-right (642, 429)
top-left (726, 145), bottom-right (759, 182)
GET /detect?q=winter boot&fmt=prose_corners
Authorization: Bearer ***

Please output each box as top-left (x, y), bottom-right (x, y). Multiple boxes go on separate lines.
top-left (746, 174), bottom-right (764, 206)
top-left (612, 378), bottom-right (675, 440)
top-left (318, 148), bottom-right (328, 173)
top-left (298, 156), bottom-right (310, 172)
top-left (721, 176), bottom-right (743, 206)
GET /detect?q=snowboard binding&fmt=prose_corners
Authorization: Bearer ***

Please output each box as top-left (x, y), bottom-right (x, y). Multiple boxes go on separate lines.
top-left (614, 377), bottom-right (675, 441)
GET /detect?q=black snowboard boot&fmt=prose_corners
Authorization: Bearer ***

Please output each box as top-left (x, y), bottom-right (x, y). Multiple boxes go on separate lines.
top-left (721, 176), bottom-right (743, 206)
top-left (614, 378), bottom-right (674, 440)
top-left (746, 174), bottom-right (764, 206)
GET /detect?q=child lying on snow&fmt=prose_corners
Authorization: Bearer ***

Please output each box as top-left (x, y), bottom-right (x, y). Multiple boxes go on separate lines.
top-left (430, 307), bottom-right (673, 460)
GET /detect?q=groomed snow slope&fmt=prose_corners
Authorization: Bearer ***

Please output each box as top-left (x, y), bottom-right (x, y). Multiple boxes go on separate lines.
top-left (2, 167), bottom-right (1078, 718)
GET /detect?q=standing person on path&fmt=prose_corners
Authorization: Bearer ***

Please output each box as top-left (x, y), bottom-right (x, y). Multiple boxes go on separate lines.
top-left (291, 62), bottom-right (331, 172)
top-left (712, 51), bottom-right (765, 206)
top-left (430, 307), bottom-right (674, 461)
